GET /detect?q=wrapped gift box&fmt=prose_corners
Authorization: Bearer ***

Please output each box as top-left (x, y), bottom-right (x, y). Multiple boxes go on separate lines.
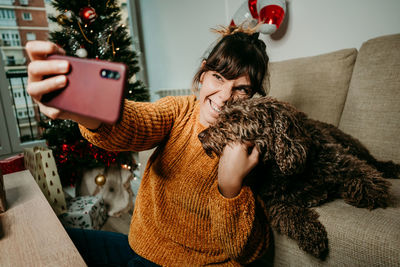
top-left (59, 195), bottom-right (108, 230)
top-left (24, 147), bottom-right (67, 215)
top-left (0, 153), bottom-right (25, 175)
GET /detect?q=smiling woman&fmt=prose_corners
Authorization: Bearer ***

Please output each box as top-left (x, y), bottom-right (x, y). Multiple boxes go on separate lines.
top-left (198, 71), bottom-right (252, 127)
top-left (192, 27), bottom-right (270, 128)
top-left (25, 24), bottom-right (272, 266)
top-left (192, 27), bottom-right (269, 99)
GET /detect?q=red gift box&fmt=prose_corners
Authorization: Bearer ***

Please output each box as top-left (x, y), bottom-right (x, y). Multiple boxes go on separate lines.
top-left (0, 153), bottom-right (25, 175)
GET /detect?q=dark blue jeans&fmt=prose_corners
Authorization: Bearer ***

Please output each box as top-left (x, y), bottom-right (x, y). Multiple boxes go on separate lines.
top-left (66, 228), bottom-right (160, 267)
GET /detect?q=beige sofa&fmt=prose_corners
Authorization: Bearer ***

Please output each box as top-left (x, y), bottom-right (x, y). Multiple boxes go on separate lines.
top-left (138, 34), bottom-right (400, 266)
top-left (265, 34), bottom-right (400, 266)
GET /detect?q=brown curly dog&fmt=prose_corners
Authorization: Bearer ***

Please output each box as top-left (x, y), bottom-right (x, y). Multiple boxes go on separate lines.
top-left (198, 96), bottom-right (400, 260)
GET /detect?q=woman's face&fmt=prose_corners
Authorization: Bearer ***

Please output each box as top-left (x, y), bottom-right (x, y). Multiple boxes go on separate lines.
top-left (199, 70), bottom-right (252, 127)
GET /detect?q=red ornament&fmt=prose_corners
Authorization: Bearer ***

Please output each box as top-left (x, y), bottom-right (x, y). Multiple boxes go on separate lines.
top-left (79, 6), bottom-right (97, 24)
top-left (230, 0), bottom-right (286, 34)
top-left (259, 4), bottom-right (285, 29)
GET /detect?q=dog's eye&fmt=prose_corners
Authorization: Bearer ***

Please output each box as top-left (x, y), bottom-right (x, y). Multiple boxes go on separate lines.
top-left (237, 87), bottom-right (250, 94)
top-left (234, 87), bottom-right (252, 97)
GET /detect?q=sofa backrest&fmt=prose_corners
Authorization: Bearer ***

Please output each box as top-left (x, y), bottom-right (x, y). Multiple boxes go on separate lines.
top-left (338, 34), bottom-right (400, 163)
top-left (268, 48), bottom-right (357, 126)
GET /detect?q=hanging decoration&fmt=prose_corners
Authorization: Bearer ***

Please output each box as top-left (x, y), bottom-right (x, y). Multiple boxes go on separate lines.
top-left (79, 6), bottom-right (98, 24)
top-left (57, 14), bottom-right (69, 25)
top-left (230, 0), bottom-right (286, 34)
top-left (76, 45), bottom-right (88, 58)
top-left (94, 174), bottom-right (107, 186)
top-left (64, 10), bottom-right (73, 20)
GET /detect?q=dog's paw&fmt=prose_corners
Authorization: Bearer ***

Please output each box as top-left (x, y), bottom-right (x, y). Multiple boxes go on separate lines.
top-left (269, 205), bottom-right (329, 259)
top-left (297, 220), bottom-right (329, 260)
top-left (343, 177), bottom-right (391, 209)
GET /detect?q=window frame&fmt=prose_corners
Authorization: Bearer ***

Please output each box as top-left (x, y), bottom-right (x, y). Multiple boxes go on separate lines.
top-left (0, 56), bottom-right (45, 158)
top-left (22, 12), bottom-right (32, 21)
top-left (26, 32), bottom-right (36, 41)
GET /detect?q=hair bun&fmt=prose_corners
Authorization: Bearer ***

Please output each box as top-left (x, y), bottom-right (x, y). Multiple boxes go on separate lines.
top-left (251, 32), bottom-right (260, 40)
top-left (211, 24), bottom-right (258, 37)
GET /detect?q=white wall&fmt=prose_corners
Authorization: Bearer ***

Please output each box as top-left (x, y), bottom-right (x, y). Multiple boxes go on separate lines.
top-left (138, 0), bottom-right (400, 101)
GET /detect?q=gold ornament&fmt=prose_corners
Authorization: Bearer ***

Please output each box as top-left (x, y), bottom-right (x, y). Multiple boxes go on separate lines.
top-left (95, 174), bottom-right (106, 186)
top-left (57, 14), bottom-right (68, 25)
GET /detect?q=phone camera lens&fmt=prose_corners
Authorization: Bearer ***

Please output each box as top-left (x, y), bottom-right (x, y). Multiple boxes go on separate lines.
top-left (100, 69), bottom-right (120, 80)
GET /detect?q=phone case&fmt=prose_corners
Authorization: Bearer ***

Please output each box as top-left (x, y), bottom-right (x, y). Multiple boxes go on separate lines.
top-left (42, 55), bottom-right (127, 124)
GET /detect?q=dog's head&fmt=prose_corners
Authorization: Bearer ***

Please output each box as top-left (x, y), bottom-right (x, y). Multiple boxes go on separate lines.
top-left (198, 96), bottom-right (311, 175)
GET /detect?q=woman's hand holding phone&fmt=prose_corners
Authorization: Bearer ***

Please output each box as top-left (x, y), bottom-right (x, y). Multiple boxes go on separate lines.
top-left (26, 41), bottom-right (102, 130)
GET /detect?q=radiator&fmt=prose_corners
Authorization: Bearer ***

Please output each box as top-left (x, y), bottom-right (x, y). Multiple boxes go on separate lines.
top-left (155, 89), bottom-right (193, 99)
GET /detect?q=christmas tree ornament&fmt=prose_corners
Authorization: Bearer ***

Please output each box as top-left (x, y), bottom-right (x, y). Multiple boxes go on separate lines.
top-left (95, 174), bottom-right (107, 186)
top-left (79, 6), bottom-right (97, 24)
top-left (64, 10), bottom-right (73, 20)
top-left (76, 46), bottom-right (88, 58)
top-left (231, 0), bottom-right (286, 34)
top-left (57, 14), bottom-right (68, 25)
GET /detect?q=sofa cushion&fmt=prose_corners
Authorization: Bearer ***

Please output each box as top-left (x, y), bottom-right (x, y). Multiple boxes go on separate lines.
top-left (272, 179), bottom-right (400, 266)
top-left (338, 34), bottom-right (400, 163)
top-left (268, 48), bottom-right (357, 126)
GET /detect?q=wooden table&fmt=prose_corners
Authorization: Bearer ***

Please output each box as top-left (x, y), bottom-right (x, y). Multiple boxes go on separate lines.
top-left (0, 170), bottom-right (86, 267)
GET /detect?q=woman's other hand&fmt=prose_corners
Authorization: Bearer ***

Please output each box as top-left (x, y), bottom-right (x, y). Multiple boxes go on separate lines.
top-left (217, 142), bottom-right (260, 198)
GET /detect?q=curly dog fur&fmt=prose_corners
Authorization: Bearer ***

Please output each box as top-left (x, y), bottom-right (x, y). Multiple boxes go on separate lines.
top-left (198, 96), bottom-right (400, 259)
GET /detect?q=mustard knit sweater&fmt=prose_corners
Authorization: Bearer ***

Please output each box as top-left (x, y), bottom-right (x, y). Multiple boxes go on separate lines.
top-left (79, 95), bottom-right (270, 266)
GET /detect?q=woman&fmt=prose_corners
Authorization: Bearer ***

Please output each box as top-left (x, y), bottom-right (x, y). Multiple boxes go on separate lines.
top-left (26, 26), bottom-right (271, 266)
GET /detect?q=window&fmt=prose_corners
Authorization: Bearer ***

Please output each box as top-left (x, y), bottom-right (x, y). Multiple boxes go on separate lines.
top-left (26, 32), bottom-right (36, 41)
top-left (20, 0), bottom-right (29, 5)
top-left (0, 9), bottom-right (15, 20)
top-left (6, 56), bottom-right (15, 66)
top-left (1, 31), bottom-right (21, 46)
top-left (0, 69), bottom-right (46, 157)
top-left (22, 12), bottom-right (32, 20)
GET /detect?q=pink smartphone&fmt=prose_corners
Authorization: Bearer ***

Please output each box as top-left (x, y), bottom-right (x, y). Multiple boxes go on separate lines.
top-left (42, 55), bottom-right (127, 124)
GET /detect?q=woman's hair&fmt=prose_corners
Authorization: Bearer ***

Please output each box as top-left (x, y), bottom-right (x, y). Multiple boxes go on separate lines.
top-left (192, 26), bottom-right (270, 96)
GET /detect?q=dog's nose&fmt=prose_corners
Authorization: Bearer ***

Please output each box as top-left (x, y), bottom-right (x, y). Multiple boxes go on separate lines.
top-left (198, 131), bottom-right (206, 141)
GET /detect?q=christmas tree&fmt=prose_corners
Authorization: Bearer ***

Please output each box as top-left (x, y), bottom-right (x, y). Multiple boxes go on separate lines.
top-left (40, 0), bottom-right (147, 186)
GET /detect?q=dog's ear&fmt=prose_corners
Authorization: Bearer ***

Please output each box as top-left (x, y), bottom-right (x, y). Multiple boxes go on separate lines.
top-left (272, 108), bottom-right (310, 175)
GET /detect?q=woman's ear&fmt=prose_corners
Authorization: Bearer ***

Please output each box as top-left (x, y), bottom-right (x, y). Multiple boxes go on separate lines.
top-left (199, 60), bottom-right (207, 83)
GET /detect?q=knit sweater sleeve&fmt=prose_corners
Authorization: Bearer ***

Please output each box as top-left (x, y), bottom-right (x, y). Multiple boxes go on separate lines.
top-left (208, 181), bottom-right (270, 264)
top-left (79, 96), bottom-right (189, 151)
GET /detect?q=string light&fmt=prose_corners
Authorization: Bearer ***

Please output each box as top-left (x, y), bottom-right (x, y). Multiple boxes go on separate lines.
top-left (77, 21), bottom-right (93, 44)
